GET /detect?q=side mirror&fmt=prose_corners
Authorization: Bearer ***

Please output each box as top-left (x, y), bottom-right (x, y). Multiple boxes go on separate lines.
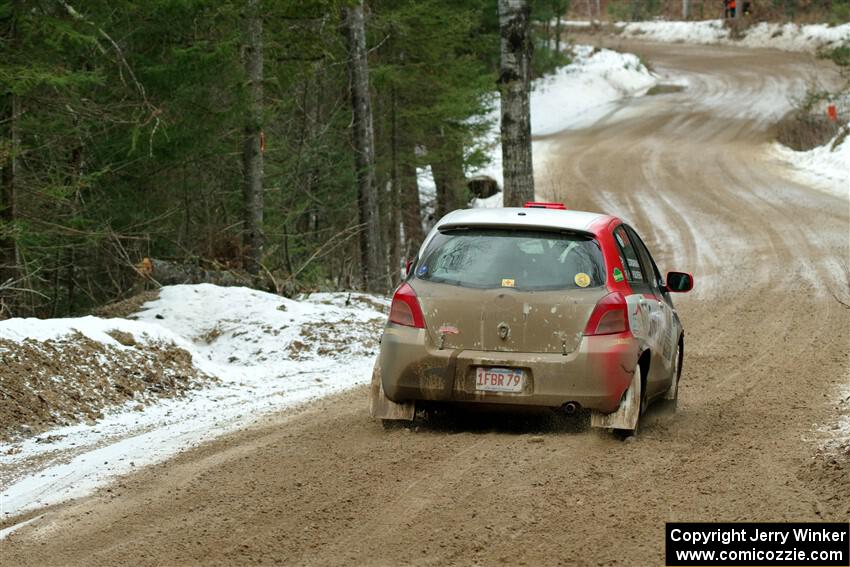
top-left (405, 260), bottom-right (413, 277)
top-left (665, 271), bottom-right (693, 293)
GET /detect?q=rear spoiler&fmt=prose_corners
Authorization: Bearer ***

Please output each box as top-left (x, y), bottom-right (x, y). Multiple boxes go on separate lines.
top-left (437, 223), bottom-right (595, 239)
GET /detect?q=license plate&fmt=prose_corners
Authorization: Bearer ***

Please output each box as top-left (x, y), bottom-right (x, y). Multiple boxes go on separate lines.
top-left (475, 367), bottom-right (525, 393)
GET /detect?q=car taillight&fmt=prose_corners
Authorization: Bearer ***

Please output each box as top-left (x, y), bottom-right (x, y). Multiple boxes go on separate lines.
top-left (389, 282), bottom-right (425, 328)
top-left (584, 292), bottom-right (629, 336)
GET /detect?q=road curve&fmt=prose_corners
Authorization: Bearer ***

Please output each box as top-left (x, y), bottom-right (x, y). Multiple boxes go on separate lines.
top-left (1, 41), bottom-right (848, 567)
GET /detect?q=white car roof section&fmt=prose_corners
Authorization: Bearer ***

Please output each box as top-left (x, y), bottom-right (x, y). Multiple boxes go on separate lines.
top-left (435, 207), bottom-right (608, 233)
top-left (415, 207), bottom-right (613, 260)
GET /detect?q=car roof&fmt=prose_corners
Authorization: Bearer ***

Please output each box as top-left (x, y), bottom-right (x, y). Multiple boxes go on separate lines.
top-left (434, 207), bottom-right (617, 234)
top-left (416, 207), bottom-right (620, 260)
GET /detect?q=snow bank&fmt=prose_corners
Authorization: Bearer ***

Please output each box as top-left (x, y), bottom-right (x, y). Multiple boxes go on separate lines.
top-left (615, 19), bottom-right (850, 53)
top-left (467, 45), bottom-right (657, 208)
top-left (135, 285), bottom-right (384, 368)
top-left (771, 128), bottom-right (850, 199)
top-left (531, 45), bottom-right (657, 135)
top-left (0, 284), bottom-right (387, 519)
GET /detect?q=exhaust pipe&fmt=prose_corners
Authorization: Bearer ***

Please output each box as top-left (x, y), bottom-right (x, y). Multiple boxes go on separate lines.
top-left (562, 402), bottom-right (579, 416)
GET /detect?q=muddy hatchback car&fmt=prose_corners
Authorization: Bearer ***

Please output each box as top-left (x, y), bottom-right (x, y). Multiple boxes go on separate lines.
top-left (370, 203), bottom-right (693, 435)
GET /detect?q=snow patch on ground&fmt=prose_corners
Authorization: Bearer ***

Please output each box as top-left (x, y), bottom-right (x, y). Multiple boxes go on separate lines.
top-left (813, 377), bottom-right (850, 455)
top-left (531, 45), bottom-right (657, 135)
top-left (615, 19), bottom-right (850, 53)
top-left (771, 128), bottom-right (850, 199)
top-left (0, 285), bottom-right (386, 519)
top-left (468, 44), bottom-right (657, 208)
top-left (0, 316), bottom-right (206, 363)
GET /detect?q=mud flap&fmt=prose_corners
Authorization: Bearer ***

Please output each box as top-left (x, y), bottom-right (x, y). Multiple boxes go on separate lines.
top-left (590, 365), bottom-right (641, 431)
top-left (663, 374), bottom-right (678, 400)
top-left (368, 362), bottom-right (415, 421)
top-left (664, 343), bottom-right (681, 401)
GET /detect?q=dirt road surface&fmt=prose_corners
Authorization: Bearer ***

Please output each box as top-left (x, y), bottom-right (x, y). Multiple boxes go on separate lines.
top-left (2, 42), bottom-right (848, 566)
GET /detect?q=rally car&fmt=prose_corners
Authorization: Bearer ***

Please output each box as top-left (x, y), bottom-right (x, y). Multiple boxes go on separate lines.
top-left (369, 202), bottom-right (693, 435)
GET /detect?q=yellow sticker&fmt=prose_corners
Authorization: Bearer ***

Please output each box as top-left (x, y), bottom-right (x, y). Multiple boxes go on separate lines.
top-left (501, 278), bottom-right (515, 288)
top-left (574, 272), bottom-right (591, 288)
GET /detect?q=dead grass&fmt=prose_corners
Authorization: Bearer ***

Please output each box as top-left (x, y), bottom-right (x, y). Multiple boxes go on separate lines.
top-left (106, 329), bottom-right (137, 346)
top-left (646, 84), bottom-right (686, 96)
top-left (93, 290), bottom-right (160, 319)
top-left (775, 110), bottom-right (841, 151)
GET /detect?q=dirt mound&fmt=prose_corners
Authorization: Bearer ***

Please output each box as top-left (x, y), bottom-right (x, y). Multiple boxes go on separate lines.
top-left (92, 290), bottom-right (160, 319)
top-left (0, 332), bottom-right (213, 442)
top-left (289, 318), bottom-right (384, 361)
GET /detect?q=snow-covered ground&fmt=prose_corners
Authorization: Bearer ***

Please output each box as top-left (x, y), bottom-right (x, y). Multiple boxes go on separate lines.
top-left (462, 44), bottom-right (657, 208)
top-left (0, 285), bottom-right (386, 521)
top-left (771, 127), bottom-right (850, 199)
top-left (615, 19), bottom-right (850, 53)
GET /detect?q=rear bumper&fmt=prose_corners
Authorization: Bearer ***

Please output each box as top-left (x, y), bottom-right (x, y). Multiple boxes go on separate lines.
top-left (379, 325), bottom-right (639, 414)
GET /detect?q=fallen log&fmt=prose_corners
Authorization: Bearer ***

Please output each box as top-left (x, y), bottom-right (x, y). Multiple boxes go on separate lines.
top-left (137, 257), bottom-right (264, 289)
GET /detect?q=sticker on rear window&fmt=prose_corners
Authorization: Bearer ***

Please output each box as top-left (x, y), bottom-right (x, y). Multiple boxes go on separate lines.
top-left (416, 265), bottom-right (428, 276)
top-left (574, 272), bottom-right (590, 288)
top-left (613, 267), bottom-right (625, 282)
top-left (501, 278), bottom-right (515, 287)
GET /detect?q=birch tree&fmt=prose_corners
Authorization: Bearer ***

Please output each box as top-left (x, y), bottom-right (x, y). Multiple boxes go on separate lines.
top-left (498, 0), bottom-right (534, 207)
top-left (345, 0), bottom-right (385, 293)
top-left (242, 0), bottom-right (265, 274)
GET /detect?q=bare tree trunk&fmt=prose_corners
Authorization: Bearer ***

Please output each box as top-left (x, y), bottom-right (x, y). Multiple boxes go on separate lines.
top-left (0, 6), bottom-right (20, 310)
top-left (430, 131), bottom-right (467, 219)
top-left (595, 0), bottom-right (601, 19)
top-left (498, 0), bottom-right (534, 208)
top-left (631, 0), bottom-right (642, 20)
top-left (241, 0), bottom-right (264, 275)
top-left (388, 86), bottom-right (401, 286)
top-left (61, 144), bottom-right (84, 316)
top-left (554, 9), bottom-right (562, 53)
top-left (682, 0), bottom-right (691, 18)
top-left (344, 1), bottom-right (385, 293)
top-left (0, 93), bottom-right (19, 287)
top-left (735, 0), bottom-right (743, 18)
top-left (400, 145), bottom-right (423, 258)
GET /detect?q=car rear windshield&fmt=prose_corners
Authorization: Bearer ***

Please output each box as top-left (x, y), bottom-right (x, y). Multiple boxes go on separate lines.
top-left (415, 228), bottom-right (605, 290)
